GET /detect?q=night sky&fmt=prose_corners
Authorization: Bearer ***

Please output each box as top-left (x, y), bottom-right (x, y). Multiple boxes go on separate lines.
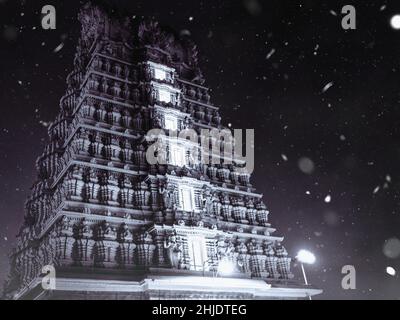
top-left (1, 0), bottom-right (400, 300)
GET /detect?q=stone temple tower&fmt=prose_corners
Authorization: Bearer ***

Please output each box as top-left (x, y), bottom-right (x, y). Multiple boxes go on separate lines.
top-left (4, 2), bottom-right (321, 300)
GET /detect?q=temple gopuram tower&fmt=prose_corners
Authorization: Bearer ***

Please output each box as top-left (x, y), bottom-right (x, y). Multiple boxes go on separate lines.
top-left (4, 2), bottom-right (322, 300)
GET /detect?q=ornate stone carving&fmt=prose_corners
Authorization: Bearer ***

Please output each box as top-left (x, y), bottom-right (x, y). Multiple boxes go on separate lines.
top-left (274, 242), bottom-right (294, 279)
top-left (164, 232), bottom-right (183, 269)
top-left (201, 185), bottom-right (213, 215)
top-left (136, 232), bottom-right (155, 266)
top-left (159, 184), bottom-right (174, 210)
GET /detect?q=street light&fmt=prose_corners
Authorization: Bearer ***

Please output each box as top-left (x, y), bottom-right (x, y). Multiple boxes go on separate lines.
top-left (297, 249), bottom-right (316, 266)
top-left (296, 249), bottom-right (316, 300)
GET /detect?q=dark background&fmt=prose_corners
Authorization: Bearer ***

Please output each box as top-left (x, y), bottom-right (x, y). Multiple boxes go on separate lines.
top-left (1, 0), bottom-right (400, 299)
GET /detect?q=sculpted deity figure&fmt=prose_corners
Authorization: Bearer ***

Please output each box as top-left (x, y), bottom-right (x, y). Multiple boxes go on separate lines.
top-left (201, 186), bottom-right (213, 214)
top-left (81, 219), bottom-right (91, 237)
top-left (118, 224), bottom-right (132, 242)
top-left (218, 240), bottom-right (235, 260)
top-left (164, 233), bottom-right (182, 269)
top-left (265, 242), bottom-right (275, 256)
top-left (274, 241), bottom-right (288, 258)
top-left (183, 116), bottom-right (191, 130)
top-left (60, 216), bottom-right (72, 234)
top-left (101, 221), bottom-right (116, 240)
top-left (159, 185), bottom-right (174, 209)
top-left (153, 114), bottom-right (162, 128)
top-left (211, 192), bottom-right (221, 216)
top-left (196, 221), bottom-right (205, 228)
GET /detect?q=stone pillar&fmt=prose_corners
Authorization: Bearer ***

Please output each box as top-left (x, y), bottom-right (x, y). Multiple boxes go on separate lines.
top-left (246, 199), bottom-right (258, 225)
top-left (221, 194), bottom-right (233, 222)
top-left (235, 239), bottom-right (251, 275)
top-left (149, 178), bottom-right (160, 211)
top-left (91, 241), bottom-right (105, 267)
top-left (248, 240), bottom-right (268, 278)
top-left (264, 242), bottom-right (279, 279)
top-left (256, 202), bottom-right (270, 226)
top-left (85, 239), bottom-right (95, 267)
top-left (136, 232), bottom-right (156, 267)
top-left (232, 198), bottom-right (248, 224)
top-left (103, 240), bottom-right (119, 267)
top-left (153, 233), bottom-right (167, 267)
top-left (207, 166), bottom-right (218, 181)
top-left (116, 223), bottom-right (135, 268)
top-left (116, 242), bottom-right (136, 268)
top-left (275, 243), bottom-right (294, 279)
top-left (64, 237), bottom-right (75, 265)
top-left (164, 209), bottom-right (174, 225)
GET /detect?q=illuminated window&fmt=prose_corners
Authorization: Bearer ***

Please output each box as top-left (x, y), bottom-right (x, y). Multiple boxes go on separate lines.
top-left (187, 235), bottom-right (208, 271)
top-left (170, 144), bottom-right (186, 167)
top-left (158, 89), bottom-right (172, 103)
top-left (154, 68), bottom-right (167, 81)
top-left (164, 115), bottom-right (178, 131)
top-left (179, 186), bottom-right (194, 212)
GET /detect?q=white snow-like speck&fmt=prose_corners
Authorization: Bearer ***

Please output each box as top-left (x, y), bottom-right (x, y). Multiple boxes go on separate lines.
top-left (330, 10), bottom-right (338, 16)
top-left (180, 29), bottom-right (191, 37)
top-left (281, 154), bottom-right (288, 161)
top-left (53, 43), bottom-right (64, 53)
top-left (383, 182), bottom-right (389, 189)
top-left (266, 48), bottom-right (276, 60)
top-left (373, 186), bottom-right (380, 194)
top-left (39, 121), bottom-right (50, 127)
top-left (322, 82), bottom-right (334, 93)
top-left (314, 44), bottom-right (319, 55)
top-left (383, 238), bottom-right (400, 259)
top-left (386, 267), bottom-right (396, 276)
top-left (298, 157), bottom-right (315, 174)
top-left (324, 195), bottom-right (332, 203)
